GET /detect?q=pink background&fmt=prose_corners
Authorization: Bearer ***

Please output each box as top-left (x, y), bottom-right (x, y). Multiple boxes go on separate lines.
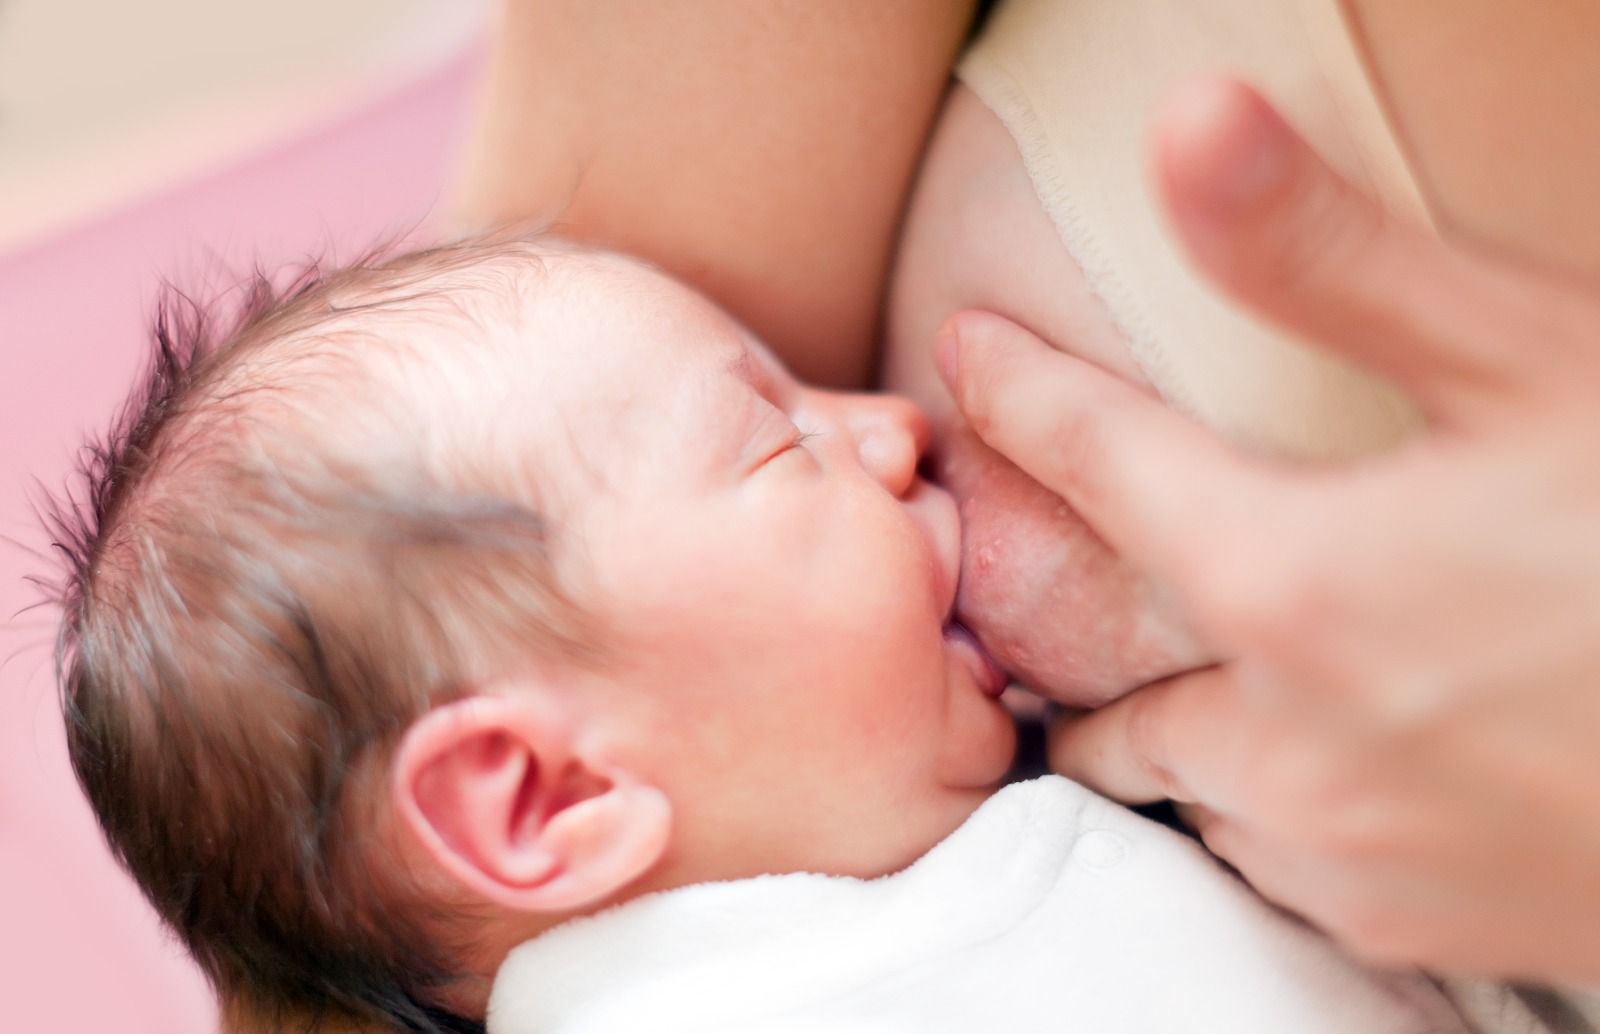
top-left (0, 47), bottom-right (479, 1031)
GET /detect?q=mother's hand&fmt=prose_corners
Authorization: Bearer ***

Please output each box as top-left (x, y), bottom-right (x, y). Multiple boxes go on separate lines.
top-left (938, 78), bottom-right (1600, 984)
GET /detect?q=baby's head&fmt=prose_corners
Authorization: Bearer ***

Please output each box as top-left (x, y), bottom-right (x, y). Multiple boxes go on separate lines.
top-left (52, 238), bottom-right (1014, 1029)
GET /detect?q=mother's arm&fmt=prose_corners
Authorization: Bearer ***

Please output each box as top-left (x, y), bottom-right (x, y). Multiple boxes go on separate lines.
top-left (452, 0), bottom-right (977, 388)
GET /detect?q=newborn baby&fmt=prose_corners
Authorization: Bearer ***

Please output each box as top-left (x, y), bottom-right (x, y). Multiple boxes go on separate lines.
top-left (53, 237), bottom-right (1462, 1033)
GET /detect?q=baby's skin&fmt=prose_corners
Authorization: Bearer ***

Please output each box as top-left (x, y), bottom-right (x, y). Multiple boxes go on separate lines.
top-left (68, 238), bottom-right (1023, 1027)
top-left (370, 244), bottom-right (1019, 965)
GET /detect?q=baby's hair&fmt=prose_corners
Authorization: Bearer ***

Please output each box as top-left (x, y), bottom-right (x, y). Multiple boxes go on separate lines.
top-left (43, 235), bottom-right (594, 1033)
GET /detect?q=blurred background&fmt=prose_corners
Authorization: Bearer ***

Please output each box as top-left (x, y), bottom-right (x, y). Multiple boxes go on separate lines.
top-left (0, 2), bottom-right (488, 1029)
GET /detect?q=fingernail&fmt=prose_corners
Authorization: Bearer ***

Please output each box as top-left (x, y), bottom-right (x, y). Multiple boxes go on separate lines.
top-left (935, 325), bottom-right (960, 390)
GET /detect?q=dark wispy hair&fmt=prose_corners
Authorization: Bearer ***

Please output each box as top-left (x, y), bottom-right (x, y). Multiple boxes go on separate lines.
top-left (41, 237), bottom-right (591, 1033)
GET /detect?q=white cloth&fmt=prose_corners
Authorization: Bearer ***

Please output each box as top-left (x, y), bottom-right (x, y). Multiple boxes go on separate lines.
top-left (488, 776), bottom-right (1467, 1033)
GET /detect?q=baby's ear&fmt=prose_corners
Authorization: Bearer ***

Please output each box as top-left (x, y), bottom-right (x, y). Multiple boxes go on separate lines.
top-left (392, 690), bottom-right (670, 913)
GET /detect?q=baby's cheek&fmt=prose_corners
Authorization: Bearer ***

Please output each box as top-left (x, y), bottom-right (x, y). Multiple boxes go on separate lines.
top-left (937, 428), bottom-right (1211, 707)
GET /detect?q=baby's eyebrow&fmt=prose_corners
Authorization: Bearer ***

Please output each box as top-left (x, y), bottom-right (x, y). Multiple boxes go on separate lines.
top-left (721, 345), bottom-right (761, 387)
top-left (711, 345), bottom-right (793, 475)
top-left (722, 343), bottom-right (785, 403)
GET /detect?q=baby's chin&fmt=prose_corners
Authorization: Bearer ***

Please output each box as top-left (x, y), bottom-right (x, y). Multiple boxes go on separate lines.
top-left (936, 428), bottom-right (1210, 708)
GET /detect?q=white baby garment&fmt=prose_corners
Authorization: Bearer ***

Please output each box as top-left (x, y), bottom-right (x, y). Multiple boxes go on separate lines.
top-left (489, 776), bottom-right (1469, 1033)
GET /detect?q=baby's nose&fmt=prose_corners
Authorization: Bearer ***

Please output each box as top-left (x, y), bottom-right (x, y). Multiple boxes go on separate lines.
top-left (851, 395), bottom-right (930, 498)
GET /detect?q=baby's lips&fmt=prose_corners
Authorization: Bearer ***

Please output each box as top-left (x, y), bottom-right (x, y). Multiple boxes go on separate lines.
top-left (943, 620), bottom-right (1009, 697)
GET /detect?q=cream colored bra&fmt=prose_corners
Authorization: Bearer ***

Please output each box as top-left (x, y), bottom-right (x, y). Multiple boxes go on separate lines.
top-left (959, 0), bottom-right (1431, 459)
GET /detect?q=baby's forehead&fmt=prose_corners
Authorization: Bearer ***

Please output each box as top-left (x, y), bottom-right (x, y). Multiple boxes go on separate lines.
top-left (463, 256), bottom-right (775, 488)
top-left (484, 252), bottom-right (754, 398)
top-left (212, 246), bottom-right (752, 502)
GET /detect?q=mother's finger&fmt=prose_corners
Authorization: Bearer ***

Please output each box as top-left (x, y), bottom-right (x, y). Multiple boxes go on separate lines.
top-left (1047, 666), bottom-right (1252, 807)
top-left (1172, 806), bottom-right (1340, 939)
top-left (938, 311), bottom-right (1279, 592)
top-left (1154, 77), bottom-right (1565, 418)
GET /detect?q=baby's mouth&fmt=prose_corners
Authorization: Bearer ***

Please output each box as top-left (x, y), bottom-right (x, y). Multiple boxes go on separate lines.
top-left (943, 619), bottom-right (1008, 698)
top-left (924, 445), bottom-right (1008, 698)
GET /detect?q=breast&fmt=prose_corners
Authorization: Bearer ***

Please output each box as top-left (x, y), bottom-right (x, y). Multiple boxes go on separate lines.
top-left (883, 1), bottom-right (1600, 708)
top-left (882, 83), bottom-right (1208, 707)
